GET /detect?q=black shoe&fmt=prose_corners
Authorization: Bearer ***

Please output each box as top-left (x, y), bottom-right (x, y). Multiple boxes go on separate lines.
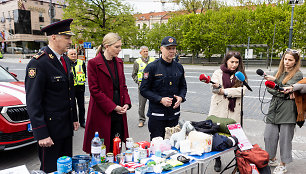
top-left (214, 157), bottom-right (222, 172)
top-left (80, 123), bottom-right (86, 128)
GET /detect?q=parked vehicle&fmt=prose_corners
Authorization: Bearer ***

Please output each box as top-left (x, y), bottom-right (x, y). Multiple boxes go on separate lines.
top-left (0, 65), bottom-right (36, 150)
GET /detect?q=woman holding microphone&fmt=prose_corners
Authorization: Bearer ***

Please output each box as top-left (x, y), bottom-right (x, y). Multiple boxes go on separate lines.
top-left (208, 51), bottom-right (247, 172)
top-left (264, 49), bottom-right (303, 174)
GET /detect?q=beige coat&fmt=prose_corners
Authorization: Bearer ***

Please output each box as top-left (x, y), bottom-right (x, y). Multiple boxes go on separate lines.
top-left (208, 69), bottom-right (246, 123)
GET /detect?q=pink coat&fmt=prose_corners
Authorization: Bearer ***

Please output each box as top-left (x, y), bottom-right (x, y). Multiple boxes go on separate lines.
top-left (83, 53), bottom-right (131, 153)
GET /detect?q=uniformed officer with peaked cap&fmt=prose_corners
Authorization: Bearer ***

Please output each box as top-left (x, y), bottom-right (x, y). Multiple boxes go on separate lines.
top-left (25, 18), bottom-right (79, 173)
top-left (140, 36), bottom-right (187, 140)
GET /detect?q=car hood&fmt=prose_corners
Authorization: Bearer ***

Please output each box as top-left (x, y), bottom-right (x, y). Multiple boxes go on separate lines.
top-left (0, 82), bottom-right (26, 106)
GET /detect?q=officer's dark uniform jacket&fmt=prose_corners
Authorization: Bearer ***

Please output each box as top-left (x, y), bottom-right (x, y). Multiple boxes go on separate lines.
top-left (25, 46), bottom-right (77, 141)
top-left (140, 57), bottom-right (187, 120)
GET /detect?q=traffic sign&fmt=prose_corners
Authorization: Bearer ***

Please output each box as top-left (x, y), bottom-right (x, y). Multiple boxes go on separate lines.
top-left (84, 42), bottom-right (91, 49)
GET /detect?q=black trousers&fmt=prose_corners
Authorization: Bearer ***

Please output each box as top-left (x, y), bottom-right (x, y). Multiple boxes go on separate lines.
top-left (148, 117), bottom-right (179, 140)
top-left (38, 137), bottom-right (72, 173)
top-left (109, 112), bottom-right (124, 152)
top-left (74, 85), bottom-right (85, 124)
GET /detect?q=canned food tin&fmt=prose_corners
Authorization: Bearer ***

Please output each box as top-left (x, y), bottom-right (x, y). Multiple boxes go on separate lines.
top-left (72, 155), bottom-right (90, 174)
top-left (125, 150), bottom-right (133, 162)
top-left (106, 153), bottom-right (114, 163)
top-left (116, 153), bottom-right (125, 164)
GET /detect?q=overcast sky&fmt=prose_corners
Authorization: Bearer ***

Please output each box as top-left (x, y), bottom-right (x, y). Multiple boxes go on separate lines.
top-left (124, 0), bottom-right (238, 14)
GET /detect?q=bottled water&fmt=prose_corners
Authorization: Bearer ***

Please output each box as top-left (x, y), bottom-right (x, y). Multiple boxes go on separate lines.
top-left (91, 132), bottom-right (102, 164)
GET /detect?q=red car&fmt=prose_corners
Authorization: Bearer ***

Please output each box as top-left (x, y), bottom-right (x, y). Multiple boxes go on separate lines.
top-left (0, 65), bottom-right (35, 150)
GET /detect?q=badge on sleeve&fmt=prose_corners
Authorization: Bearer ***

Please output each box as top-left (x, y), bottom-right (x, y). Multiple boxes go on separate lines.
top-left (144, 72), bottom-right (149, 79)
top-left (28, 68), bottom-right (36, 78)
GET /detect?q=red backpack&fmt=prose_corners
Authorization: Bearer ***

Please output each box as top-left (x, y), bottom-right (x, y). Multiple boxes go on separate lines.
top-left (236, 144), bottom-right (269, 174)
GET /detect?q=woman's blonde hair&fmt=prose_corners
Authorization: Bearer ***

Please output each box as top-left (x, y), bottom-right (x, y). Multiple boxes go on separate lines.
top-left (275, 49), bottom-right (301, 84)
top-left (95, 33), bottom-right (122, 56)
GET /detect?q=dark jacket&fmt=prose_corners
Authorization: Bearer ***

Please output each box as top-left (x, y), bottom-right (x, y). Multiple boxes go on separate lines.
top-left (83, 52), bottom-right (131, 153)
top-left (25, 46), bottom-right (77, 141)
top-left (139, 58), bottom-right (187, 120)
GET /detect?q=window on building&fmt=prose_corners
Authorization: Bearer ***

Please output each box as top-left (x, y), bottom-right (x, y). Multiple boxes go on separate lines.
top-left (143, 23), bottom-right (147, 29)
top-left (40, 1), bottom-right (43, 5)
top-left (138, 24), bottom-right (140, 29)
top-left (33, 30), bottom-right (43, 35)
top-left (14, 9), bottom-right (32, 34)
top-left (39, 13), bottom-right (44, 22)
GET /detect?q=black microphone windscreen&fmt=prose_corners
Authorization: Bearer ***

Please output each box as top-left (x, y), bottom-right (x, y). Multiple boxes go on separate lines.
top-left (256, 69), bottom-right (264, 76)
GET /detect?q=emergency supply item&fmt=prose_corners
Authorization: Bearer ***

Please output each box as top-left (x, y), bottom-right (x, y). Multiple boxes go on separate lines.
top-left (165, 125), bottom-right (181, 139)
top-left (113, 134), bottom-right (121, 161)
top-left (136, 57), bottom-right (155, 82)
top-left (72, 59), bottom-right (86, 86)
top-left (178, 120), bottom-right (195, 134)
top-left (170, 121), bottom-right (193, 149)
top-left (206, 115), bottom-right (237, 134)
top-left (188, 131), bottom-right (213, 155)
top-left (212, 133), bottom-right (238, 151)
top-left (236, 144), bottom-right (269, 173)
top-left (191, 120), bottom-right (219, 134)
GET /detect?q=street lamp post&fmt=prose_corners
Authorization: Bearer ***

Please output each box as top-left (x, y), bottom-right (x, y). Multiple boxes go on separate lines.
top-left (288, 0), bottom-right (299, 49)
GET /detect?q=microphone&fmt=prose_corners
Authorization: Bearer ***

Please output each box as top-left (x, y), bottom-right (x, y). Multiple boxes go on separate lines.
top-left (199, 74), bottom-right (216, 84)
top-left (199, 74), bottom-right (222, 88)
top-left (256, 69), bottom-right (266, 77)
top-left (265, 81), bottom-right (284, 91)
top-left (235, 71), bottom-right (253, 91)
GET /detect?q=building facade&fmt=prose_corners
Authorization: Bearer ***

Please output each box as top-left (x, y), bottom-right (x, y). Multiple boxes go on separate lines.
top-left (134, 11), bottom-right (171, 30)
top-left (0, 0), bottom-right (65, 53)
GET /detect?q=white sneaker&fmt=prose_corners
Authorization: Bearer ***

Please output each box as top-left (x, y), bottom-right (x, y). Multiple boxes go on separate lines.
top-left (273, 165), bottom-right (287, 174)
top-left (269, 159), bottom-right (279, 167)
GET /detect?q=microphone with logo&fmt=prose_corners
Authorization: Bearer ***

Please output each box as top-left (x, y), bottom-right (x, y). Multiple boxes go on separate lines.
top-left (265, 81), bottom-right (284, 91)
top-left (256, 69), bottom-right (267, 77)
top-left (235, 71), bottom-right (253, 91)
top-left (199, 74), bottom-right (222, 88)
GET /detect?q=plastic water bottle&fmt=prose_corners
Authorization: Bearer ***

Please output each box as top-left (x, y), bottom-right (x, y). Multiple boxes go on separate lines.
top-left (91, 132), bottom-right (102, 164)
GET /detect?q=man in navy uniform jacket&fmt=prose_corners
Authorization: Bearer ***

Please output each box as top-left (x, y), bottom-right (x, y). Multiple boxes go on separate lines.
top-left (140, 36), bottom-right (187, 140)
top-left (25, 19), bottom-right (79, 173)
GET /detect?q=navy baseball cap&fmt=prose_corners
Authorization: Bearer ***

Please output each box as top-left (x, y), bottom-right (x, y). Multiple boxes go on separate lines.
top-left (41, 19), bottom-right (75, 36)
top-left (161, 36), bottom-right (177, 47)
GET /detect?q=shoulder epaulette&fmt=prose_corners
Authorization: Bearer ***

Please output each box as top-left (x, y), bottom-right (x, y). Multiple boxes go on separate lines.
top-left (33, 50), bottom-right (45, 59)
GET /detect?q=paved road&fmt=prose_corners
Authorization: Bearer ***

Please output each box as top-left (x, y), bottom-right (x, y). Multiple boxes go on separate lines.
top-left (0, 58), bottom-right (277, 120)
top-left (0, 58), bottom-right (306, 173)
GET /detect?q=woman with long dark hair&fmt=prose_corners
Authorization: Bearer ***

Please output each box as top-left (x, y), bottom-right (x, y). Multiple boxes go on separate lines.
top-left (83, 33), bottom-right (131, 153)
top-left (208, 51), bottom-right (247, 172)
top-left (264, 49), bottom-right (303, 174)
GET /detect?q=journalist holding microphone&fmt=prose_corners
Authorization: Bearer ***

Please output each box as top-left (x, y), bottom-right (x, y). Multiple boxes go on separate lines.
top-left (208, 51), bottom-right (247, 172)
top-left (264, 49), bottom-right (303, 174)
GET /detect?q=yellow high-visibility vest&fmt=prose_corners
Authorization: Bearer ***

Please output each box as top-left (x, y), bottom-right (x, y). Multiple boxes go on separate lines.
top-left (72, 59), bottom-right (86, 86)
top-left (136, 57), bottom-right (155, 82)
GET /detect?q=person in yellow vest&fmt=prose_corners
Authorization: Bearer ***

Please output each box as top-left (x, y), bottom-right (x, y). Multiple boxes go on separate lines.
top-left (132, 46), bottom-right (155, 127)
top-left (0, 49), bottom-right (3, 59)
top-left (68, 49), bottom-right (86, 128)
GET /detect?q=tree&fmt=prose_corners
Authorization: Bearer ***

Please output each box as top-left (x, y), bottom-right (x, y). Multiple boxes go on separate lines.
top-left (176, 0), bottom-right (221, 13)
top-left (63, 0), bottom-right (137, 47)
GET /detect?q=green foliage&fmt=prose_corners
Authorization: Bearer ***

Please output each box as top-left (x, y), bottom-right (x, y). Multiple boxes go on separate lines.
top-left (63, 0), bottom-right (137, 48)
top-left (142, 2), bottom-right (305, 60)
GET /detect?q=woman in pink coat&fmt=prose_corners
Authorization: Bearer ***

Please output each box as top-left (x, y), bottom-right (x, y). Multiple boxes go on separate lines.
top-left (83, 33), bottom-right (131, 153)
